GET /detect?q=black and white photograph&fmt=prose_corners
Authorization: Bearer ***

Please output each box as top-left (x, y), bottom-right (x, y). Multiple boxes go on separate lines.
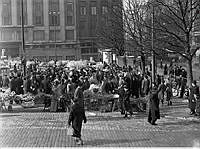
top-left (0, 0), bottom-right (200, 147)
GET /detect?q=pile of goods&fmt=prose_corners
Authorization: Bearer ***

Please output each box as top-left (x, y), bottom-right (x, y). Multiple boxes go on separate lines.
top-left (19, 93), bottom-right (35, 108)
top-left (18, 93), bottom-right (52, 108)
top-left (83, 85), bottom-right (119, 112)
top-left (0, 88), bottom-right (15, 102)
top-left (34, 93), bottom-right (52, 105)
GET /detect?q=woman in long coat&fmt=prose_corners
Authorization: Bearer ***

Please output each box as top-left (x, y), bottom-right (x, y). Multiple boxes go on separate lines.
top-left (189, 80), bottom-right (199, 115)
top-left (148, 85), bottom-right (160, 125)
top-left (157, 79), bottom-right (166, 105)
top-left (68, 99), bottom-right (87, 145)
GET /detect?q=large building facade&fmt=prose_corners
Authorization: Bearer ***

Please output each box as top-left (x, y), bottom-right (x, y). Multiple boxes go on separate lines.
top-left (0, 0), bottom-right (123, 61)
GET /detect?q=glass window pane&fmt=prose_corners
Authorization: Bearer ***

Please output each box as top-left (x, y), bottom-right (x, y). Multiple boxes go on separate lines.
top-left (65, 30), bottom-right (74, 40)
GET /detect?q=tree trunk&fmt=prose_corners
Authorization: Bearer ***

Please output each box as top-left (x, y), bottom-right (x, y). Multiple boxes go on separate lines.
top-left (187, 58), bottom-right (193, 88)
top-left (141, 52), bottom-right (145, 75)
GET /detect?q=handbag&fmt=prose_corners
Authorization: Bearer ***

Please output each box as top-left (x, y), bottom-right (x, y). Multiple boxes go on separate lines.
top-left (67, 126), bottom-right (73, 136)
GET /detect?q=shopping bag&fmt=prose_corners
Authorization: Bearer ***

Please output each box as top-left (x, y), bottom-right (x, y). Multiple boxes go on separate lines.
top-left (67, 126), bottom-right (73, 136)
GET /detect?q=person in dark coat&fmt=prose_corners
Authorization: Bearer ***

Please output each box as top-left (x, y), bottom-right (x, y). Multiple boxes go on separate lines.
top-left (166, 82), bottom-right (172, 106)
top-left (24, 76), bottom-right (32, 93)
top-left (74, 81), bottom-right (84, 108)
top-left (179, 75), bottom-right (187, 98)
top-left (158, 79), bottom-right (166, 105)
top-left (195, 81), bottom-right (200, 116)
top-left (0, 75), bottom-right (3, 87)
top-left (42, 75), bottom-right (52, 94)
top-left (117, 82), bottom-right (125, 115)
top-left (68, 99), bottom-right (87, 145)
top-left (142, 75), bottom-right (150, 96)
top-left (123, 84), bottom-right (133, 118)
top-left (15, 74), bottom-right (24, 95)
top-left (148, 84), bottom-right (160, 125)
top-left (164, 64), bottom-right (168, 75)
top-left (10, 76), bottom-right (17, 93)
top-left (189, 80), bottom-right (199, 115)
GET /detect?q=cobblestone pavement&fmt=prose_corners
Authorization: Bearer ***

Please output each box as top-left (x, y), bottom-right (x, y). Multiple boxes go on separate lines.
top-left (0, 98), bottom-right (200, 147)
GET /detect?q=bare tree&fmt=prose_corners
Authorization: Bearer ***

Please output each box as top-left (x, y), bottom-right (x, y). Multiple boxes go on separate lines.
top-left (146, 0), bottom-right (200, 86)
top-left (97, 0), bottom-right (152, 74)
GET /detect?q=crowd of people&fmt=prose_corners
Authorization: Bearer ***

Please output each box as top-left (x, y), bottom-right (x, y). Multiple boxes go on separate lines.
top-left (1, 60), bottom-right (200, 145)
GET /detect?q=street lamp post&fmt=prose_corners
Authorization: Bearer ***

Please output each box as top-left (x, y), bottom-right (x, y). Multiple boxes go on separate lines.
top-left (151, 4), bottom-right (156, 86)
top-left (21, 0), bottom-right (26, 76)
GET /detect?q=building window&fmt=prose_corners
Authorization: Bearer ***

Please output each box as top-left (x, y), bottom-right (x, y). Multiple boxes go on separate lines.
top-left (66, 56), bottom-right (75, 60)
top-left (16, 30), bottom-right (28, 41)
top-left (80, 7), bottom-right (87, 15)
top-left (2, 0), bottom-right (12, 25)
top-left (49, 56), bottom-right (62, 61)
top-left (90, 48), bottom-right (98, 53)
top-left (80, 21), bottom-right (87, 37)
top-left (33, 0), bottom-right (44, 26)
top-left (33, 30), bottom-right (45, 41)
top-left (81, 48), bottom-right (90, 54)
top-left (90, 17), bottom-right (97, 36)
top-left (91, 7), bottom-right (97, 15)
top-left (17, 0), bottom-right (27, 25)
top-left (0, 30), bottom-right (13, 41)
top-left (65, 30), bottom-right (74, 41)
top-left (81, 55), bottom-right (91, 60)
top-left (102, 6), bottom-right (108, 14)
top-left (195, 36), bottom-right (200, 44)
top-left (49, 30), bottom-right (60, 41)
top-left (49, 0), bottom-right (60, 26)
top-left (65, 2), bottom-right (74, 26)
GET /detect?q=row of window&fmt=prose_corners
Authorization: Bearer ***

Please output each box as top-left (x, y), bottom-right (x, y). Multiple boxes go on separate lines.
top-left (32, 55), bottom-right (76, 61)
top-left (32, 55), bottom-right (98, 61)
top-left (81, 55), bottom-right (98, 61)
top-left (81, 48), bottom-right (98, 54)
top-left (26, 44), bottom-right (75, 49)
top-left (1, 0), bottom-right (75, 26)
top-left (0, 29), bottom-right (75, 41)
top-left (1, 0), bottom-right (111, 26)
top-left (80, 6), bottom-right (108, 16)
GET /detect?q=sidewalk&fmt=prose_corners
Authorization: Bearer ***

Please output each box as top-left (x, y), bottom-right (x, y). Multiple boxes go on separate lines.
top-left (1, 97), bottom-right (200, 147)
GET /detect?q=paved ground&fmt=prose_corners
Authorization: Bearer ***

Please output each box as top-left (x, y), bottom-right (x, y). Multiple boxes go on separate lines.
top-left (0, 98), bottom-right (200, 147)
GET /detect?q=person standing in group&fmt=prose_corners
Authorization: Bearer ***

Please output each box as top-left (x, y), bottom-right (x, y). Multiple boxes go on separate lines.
top-left (74, 80), bottom-right (84, 108)
top-left (50, 80), bottom-right (61, 112)
top-left (166, 82), bottom-right (173, 106)
top-left (148, 84), bottom-right (160, 125)
top-left (195, 80), bottom-right (200, 117)
top-left (158, 79), bottom-right (166, 105)
top-left (164, 64), bottom-right (168, 75)
top-left (142, 75), bottom-right (150, 96)
top-left (188, 80), bottom-right (199, 115)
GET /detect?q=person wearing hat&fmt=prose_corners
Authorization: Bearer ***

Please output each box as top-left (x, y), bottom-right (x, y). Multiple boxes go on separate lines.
top-left (68, 98), bottom-right (87, 145)
top-left (188, 80), bottom-right (199, 115)
top-left (50, 79), bottom-right (61, 112)
top-left (148, 84), bottom-right (160, 125)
